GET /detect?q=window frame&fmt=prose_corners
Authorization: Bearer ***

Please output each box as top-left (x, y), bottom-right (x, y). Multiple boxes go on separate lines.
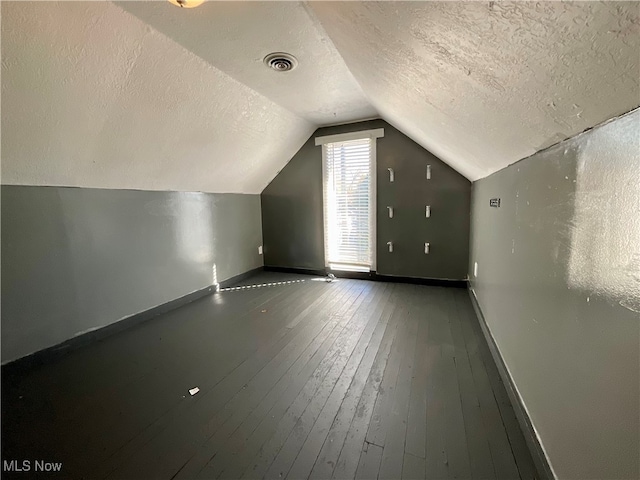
top-left (317, 128), bottom-right (383, 272)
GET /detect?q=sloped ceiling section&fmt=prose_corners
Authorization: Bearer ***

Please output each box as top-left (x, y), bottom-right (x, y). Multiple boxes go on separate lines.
top-left (1, 1), bottom-right (315, 194)
top-left (117, 1), bottom-right (377, 125)
top-left (308, 1), bottom-right (640, 180)
top-left (2, 2), bottom-right (639, 193)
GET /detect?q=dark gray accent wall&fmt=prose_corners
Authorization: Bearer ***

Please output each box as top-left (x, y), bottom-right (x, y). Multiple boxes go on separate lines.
top-left (261, 120), bottom-right (471, 279)
top-left (376, 124), bottom-right (470, 279)
top-left (261, 136), bottom-right (325, 270)
top-left (469, 110), bottom-right (639, 480)
top-left (1, 186), bottom-right (263, 364)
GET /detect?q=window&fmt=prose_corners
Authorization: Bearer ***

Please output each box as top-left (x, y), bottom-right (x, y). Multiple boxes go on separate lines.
top-left (316, 129), bottom-right (383, 272)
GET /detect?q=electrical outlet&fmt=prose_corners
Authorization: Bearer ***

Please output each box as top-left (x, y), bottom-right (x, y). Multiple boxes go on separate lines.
top-left (258, 245), bottom-right (263, 255)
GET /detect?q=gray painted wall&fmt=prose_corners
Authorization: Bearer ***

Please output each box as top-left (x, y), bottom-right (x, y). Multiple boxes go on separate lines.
top-left (469, 110), bottom-right (639, 479)
top-left (1, 186), bottom-right (263, 364)
top-left (261, 135), bottom-right (325, 270)
top-left (262, 119), bottom-right (470, 279)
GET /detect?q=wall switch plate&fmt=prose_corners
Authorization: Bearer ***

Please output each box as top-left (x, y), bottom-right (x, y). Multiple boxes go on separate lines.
top-left (258, 245), bottom-right (263, 255)
top-left (474, 262), bottom-right (478, 277)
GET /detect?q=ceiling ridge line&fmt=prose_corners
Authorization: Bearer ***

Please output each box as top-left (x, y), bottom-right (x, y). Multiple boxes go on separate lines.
top-left (299, 1), bottom-right (379, 121)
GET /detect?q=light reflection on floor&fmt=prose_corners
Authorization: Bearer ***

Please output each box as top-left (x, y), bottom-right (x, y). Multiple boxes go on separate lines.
top-left (219, 279), bottom-right (306, 292)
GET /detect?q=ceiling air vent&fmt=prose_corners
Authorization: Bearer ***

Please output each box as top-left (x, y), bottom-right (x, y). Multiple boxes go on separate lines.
top-left (263, 52), bottom-right (298, 72)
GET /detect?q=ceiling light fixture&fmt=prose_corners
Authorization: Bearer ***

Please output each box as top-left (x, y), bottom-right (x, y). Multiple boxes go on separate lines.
top-left (168, 0), bottom-right (204, 8)
top-left (263, 52), bottom-right (298, 72)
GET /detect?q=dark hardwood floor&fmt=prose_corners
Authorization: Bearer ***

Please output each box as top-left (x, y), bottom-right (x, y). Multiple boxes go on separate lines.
top-left (2, 272), bottom-right (538, 479)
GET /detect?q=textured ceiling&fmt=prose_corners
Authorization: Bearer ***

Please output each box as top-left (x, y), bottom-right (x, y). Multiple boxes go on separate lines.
top-left (2, 1), bottom-right (639, 193)
top-left (118, 1), bottom-right (377, 125)
top-left (308, 1), bottom-right (640, 180)
top-left (1, 1), bottom-right (315, 193)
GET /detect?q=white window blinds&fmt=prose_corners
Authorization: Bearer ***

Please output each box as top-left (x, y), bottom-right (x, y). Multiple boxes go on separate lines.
top-left (323, 137), bottom-right (374, 271)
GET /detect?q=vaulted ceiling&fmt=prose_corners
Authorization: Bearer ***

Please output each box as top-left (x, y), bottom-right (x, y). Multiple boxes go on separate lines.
top-left (2, 1), bottom-right (638, 193)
